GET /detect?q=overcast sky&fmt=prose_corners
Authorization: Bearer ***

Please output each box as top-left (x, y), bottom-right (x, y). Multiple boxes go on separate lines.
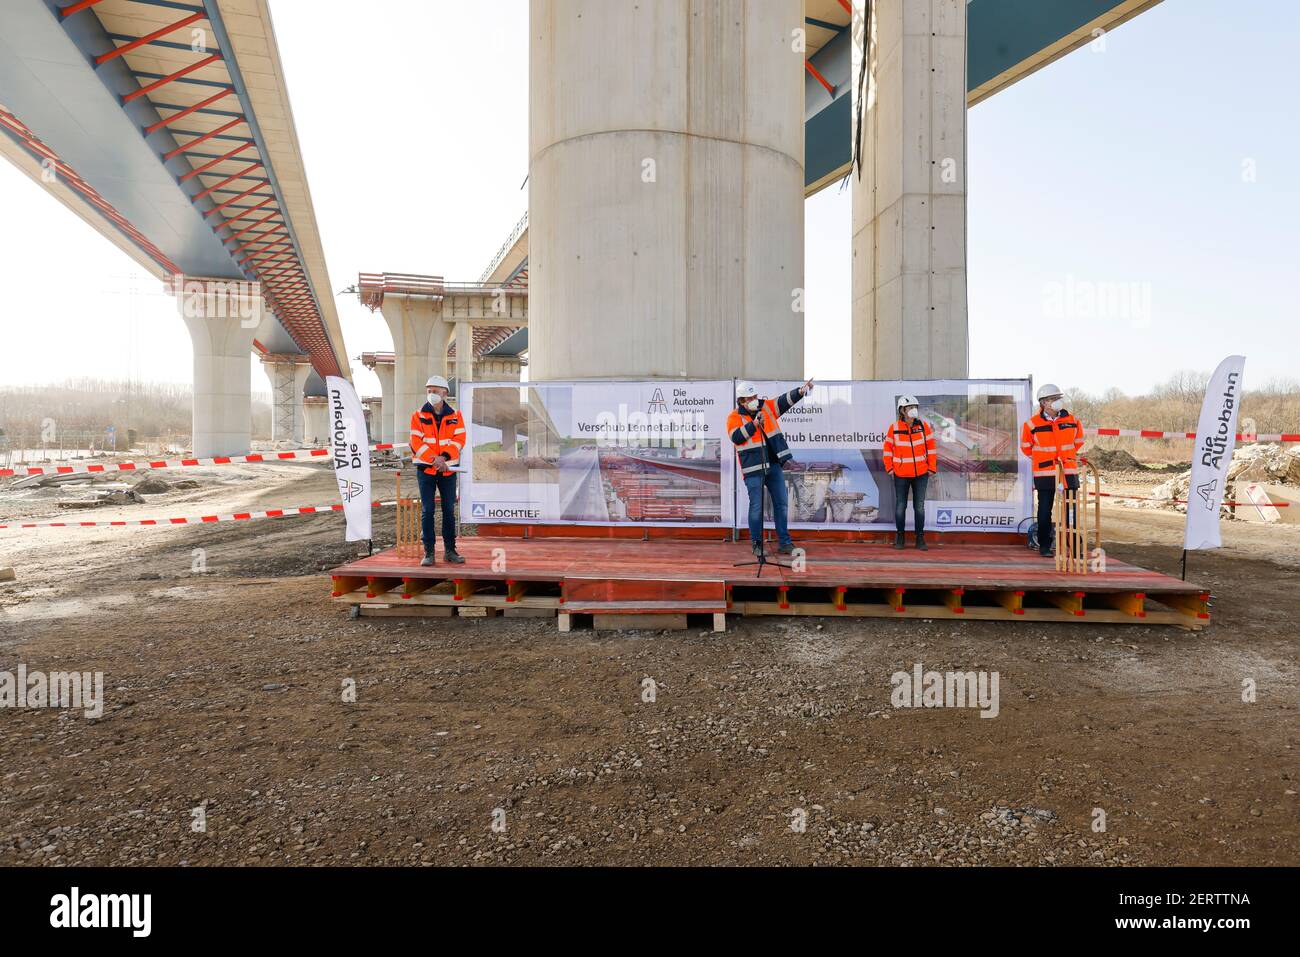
top-left (0, 0), bottom-right (1295, 400)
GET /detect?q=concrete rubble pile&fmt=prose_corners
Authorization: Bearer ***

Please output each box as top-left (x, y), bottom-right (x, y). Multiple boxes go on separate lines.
top-left (1118, 444), bottom-right (1300, 516)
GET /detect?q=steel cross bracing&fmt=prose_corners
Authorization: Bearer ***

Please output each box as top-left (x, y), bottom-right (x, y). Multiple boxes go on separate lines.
top-left (55, 0), bottom-right (340, 376)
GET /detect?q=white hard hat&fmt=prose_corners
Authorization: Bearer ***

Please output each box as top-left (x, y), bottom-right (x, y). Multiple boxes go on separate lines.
top-left (736, 381), bottom-right (758, 399)
top-left (426, 375), bottom-right (449, 390)
top-left (897, 394), bottom-right (919, 410)
top-left (1036, 383), bottom-right (1063, 402)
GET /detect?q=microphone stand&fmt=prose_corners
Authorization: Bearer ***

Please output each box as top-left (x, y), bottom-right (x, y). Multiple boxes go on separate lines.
top-left (733, 415), bottom-right (792, 578)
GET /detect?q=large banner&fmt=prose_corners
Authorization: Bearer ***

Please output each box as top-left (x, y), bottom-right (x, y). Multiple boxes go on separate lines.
top-left (460, 379), bottom-right (1032, 533)
top-left (743, 380), bottom-right (1034, 533)
top-left (462, 380), bottom-right (735, 527)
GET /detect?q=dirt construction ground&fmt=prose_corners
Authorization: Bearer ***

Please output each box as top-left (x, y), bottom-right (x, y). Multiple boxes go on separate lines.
top-left (0, 463), bottom-right (1296, 866)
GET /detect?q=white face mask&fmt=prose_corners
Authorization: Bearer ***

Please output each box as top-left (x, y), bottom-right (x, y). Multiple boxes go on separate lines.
top-left (428, 392), bottom-right (444, 408)
top-left (904, 407), bottom-right (919, 420)
top-left (1049, 399), bottom-right (1065, 412)
top-left (743, 399), bottom-right (760, 412)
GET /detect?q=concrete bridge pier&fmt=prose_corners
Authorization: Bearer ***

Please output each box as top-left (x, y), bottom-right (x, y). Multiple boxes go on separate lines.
top-left (177, 279), bottom-right (260, 457)
top-left (377, 298), bottom-right (454, 441)
top-left (260, 354), bottom-right (312, 446)
top-left (528, 0), bottom-right (806, 381)
top-left (302, 395), bottom-right (330, 448)
top-left (364, 355), bottom-right (396, 445)
top-left (851, 0), bottom-right (969, 379)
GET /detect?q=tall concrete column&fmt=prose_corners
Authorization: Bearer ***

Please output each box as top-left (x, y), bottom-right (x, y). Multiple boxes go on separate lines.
top-left (529, 0), bottom-right (805, 381)
top-left (851, 0), bottom-right (968, 379)
top-left (260, 355), bottom-right (311, 446)
top-left (177, 278), bottom-right (260, 457)
top-left (364, 397), bottom-right (382, 445)
top-left (454, 320), bottom-right (474, 396)
top-left (302, 396), bottom-right (329, 448)
top-left (371, 358), bottom-right (395, 444)
top-left (378, 297), bottom-right (454, 437)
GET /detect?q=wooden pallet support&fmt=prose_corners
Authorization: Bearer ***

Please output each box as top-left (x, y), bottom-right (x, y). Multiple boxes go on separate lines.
top-left (1150, 591), bottom-right (1211, 620)
top-left (991, 590), bottom-right (1025, 615)
top-left (331, 575), bottom-right (366, 598)
top-left (365, 576), bottom-right (402, 598)
top-left (330, 541), bottom-right (1210, 631)
top-left (1046, 591), bottom-right (1086, 616)
top-left (402, 577), bottom-right (439, 599)
top-left (1101, 591), bottom-right (1147, 618)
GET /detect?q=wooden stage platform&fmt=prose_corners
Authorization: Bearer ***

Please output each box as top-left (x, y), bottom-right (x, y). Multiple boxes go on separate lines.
top-left (328, 538), bottom-right (1212, 631)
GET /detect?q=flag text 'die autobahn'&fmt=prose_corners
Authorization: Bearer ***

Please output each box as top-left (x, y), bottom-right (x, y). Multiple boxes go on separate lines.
top-left (1184, 356), bottom-right (1246, 551)
top-left (326, 376), bottom-right (372, 542)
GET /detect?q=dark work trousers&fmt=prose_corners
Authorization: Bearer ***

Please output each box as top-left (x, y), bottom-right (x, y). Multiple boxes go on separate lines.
top-left (893, 473), bottom-right (929, 533)
top-left (1034, 473), bottom-right (1079, 554)
top-left (743, 460), bottom-right (792, 549)
top-left (416, 468), bottom-right (457, 554)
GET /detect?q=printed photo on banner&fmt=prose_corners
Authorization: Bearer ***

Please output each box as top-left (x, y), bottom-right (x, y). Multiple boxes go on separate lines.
top-left (742, 380), bottom-right (1034, 532)
top-left (461, 380), bottom-right (735, 527)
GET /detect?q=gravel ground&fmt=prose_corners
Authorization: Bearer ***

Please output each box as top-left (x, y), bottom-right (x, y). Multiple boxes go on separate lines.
top-left (0, 466), bottom-right (1296, 866)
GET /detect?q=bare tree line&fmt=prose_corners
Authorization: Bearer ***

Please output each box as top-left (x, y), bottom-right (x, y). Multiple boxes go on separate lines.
top-left (0, 378), bottom-right (272, 445)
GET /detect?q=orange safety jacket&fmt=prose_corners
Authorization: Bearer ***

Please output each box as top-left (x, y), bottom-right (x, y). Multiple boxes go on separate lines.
top-left (1020, 410), bottom-right (1084, 478)
top-left (883, 418), bottom-right (937, 478)
top-left (726, 388), bottom-right (804, 477)
top-left (410, 401), bottom-right (466, 476)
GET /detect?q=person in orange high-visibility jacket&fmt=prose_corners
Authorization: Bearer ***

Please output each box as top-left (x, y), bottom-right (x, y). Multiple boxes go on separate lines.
top-left (728, 378), bottom-right (814, 557)
top-left (883, 395), bottom-right (938, 550)
top-left (1020, 382), bottom-right (1085, 557)
top-left (409, 375), bottom-right (467, 566)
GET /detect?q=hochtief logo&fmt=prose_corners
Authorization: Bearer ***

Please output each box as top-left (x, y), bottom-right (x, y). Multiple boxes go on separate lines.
top-left (471, 501), bottom-right (541, 520)
top-left (935, 507), bottom-right (1015, 528)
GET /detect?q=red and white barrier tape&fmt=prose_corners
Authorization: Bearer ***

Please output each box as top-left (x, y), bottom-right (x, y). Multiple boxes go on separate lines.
top-left (1090, 491), bottom-right (1288, 507)
top-left (0, 444), bottom-right (401, 478)
top-left (1085, 429), bottom-right (1300, 441)
top-left (0, 500), bottom-right (397, 530)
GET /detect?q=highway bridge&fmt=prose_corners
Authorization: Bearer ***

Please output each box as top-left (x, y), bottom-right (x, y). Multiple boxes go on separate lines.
top-left (0, 0), bottom-right (347, 455)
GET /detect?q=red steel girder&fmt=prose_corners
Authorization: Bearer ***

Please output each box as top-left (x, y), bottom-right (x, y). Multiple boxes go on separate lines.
top-left (124, 53), bottom-right (222, 103)
top-left (145, 88), bottom-right (236, 135)
top-left (163, 117), bottom-right (245, 160)
top-left (59, 0), bottom-right (108, 18)
top-left (179, 141), bottom-right (253, 181)
top-left (204, 181), bottom-right (272, 217)
top-left (192, 162), bottom-right (264, 201)
top-left (97, 11), bottom-right (207, 65)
